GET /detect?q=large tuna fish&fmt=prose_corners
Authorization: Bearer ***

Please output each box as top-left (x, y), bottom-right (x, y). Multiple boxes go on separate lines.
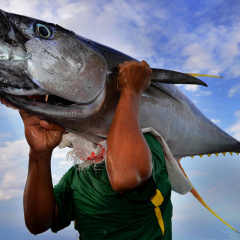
top-left (0, 9), bottom-right (239, 159)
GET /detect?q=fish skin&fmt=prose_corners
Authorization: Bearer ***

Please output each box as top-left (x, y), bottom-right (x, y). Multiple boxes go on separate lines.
top-left (0, 9), bottom-right (239, 158)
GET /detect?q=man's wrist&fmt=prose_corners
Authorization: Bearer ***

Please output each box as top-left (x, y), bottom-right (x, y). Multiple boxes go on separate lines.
top-left (120, 87), bottom-right (141, 99)
top-left (29, 148), bottom-right (53, 162)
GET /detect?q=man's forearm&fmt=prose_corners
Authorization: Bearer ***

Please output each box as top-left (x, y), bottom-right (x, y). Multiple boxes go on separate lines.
top-left (106, 89), bottom-right (152, 193)
top-left (24, 149), bottom-right (56, 235)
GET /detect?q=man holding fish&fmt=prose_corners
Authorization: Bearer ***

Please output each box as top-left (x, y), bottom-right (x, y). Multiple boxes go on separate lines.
top-left (1, 8), bottom-right (239, 238)
top-left (19, 60), bottom-right (172, 239)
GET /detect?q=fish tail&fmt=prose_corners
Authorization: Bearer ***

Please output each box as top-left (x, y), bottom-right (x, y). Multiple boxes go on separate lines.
top-left (178, 159), bottom-right (239, 233)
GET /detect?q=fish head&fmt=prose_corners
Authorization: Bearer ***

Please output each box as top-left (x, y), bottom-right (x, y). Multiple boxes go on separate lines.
top-left (0, 9), bottom-right (107, 122)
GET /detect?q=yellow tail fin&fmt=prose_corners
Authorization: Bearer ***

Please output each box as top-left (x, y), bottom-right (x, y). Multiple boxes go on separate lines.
top-left (178, 159), bottom-right (239, 233)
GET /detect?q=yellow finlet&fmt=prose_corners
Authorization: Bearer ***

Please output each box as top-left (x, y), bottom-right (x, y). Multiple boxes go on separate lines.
top-left (215, 153), bottom-right (219, 157)
top-left (207, 153), bottom-right (212, 157)
top-left (222, 152), bottom-right (226, 156)
top-left (230, 152), bottom-right (233, 156)
top-left (178, 161), bottom-right (239, 233)
top-left (187, 73), bottom-right (223, 78)
top-left (199, 154), bottom-right (204, 158)
top-left (191, 156), bottom-right (194, 159)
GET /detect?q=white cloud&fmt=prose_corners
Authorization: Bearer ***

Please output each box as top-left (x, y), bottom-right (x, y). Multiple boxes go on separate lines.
top-left (59, 160), bottom-right (72, 166)
top-left (184, 85), bottom-right (199, 92)
top-left (208, 188), bottom-right (216, 193)
top-left (52, 147), bottom-right (69, 159)
top-left (0, 132), bottom-right (12, 140)
top-left (0, 170), bottom-right (26, 200)
top-left (0, 139), bottom-right (28, 200)
top-left (228, 84), bottom-right (240, 98)
top-left (200, 91), bottom-right (212, 96)
top-left (211, 119), bottom-right (221, 124)
top-left (0, 138), bottom-right (70, 200)
top-left (0, 139), bottom-right (28, 169)
top-left (227, 111), bottom-right (240, 141)
top-left (1, 0), bottom-right (40, 17)
top-left (182, 42), bottom-right (215, 72)
top-left (186, 170), bottom-right (211, 179)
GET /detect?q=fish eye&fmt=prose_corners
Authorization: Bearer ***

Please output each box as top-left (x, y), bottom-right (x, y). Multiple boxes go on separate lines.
top-left (36, 23), bottom-right (52, 39)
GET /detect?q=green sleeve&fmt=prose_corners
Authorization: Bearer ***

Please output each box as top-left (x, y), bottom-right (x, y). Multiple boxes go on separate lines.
top-left (51, 167), bottom-right (74, 233)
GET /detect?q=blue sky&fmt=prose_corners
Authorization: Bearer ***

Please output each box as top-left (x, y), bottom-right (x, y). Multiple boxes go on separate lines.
top-left (0, 0), bottom-right (240, 239)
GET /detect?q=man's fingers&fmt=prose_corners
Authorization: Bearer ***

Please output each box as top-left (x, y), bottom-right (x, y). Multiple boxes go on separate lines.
top-left (19, 110), bottom-right (64, 132)
top-left (40, 120), bottom-right (65, 132)
top-left (140, 60), bottom-right (152, 72)
top-left (118, 60), bottom-right (139, 71)
top-left (118, 63), bottom-right (124, 71)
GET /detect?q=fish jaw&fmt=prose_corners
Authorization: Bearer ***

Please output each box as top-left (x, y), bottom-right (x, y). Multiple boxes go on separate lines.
top-left (0, 81), bottom-right (107, 121)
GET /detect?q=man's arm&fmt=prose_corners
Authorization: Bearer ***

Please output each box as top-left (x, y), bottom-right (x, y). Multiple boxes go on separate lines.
top-left (106, 60), bottom-right (152, 193)
top-left (20, 110), bottom-right (64, 234)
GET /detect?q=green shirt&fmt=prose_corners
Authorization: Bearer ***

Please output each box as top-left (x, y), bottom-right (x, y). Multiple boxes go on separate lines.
top-left (52, 133), bottom-right (172, 240)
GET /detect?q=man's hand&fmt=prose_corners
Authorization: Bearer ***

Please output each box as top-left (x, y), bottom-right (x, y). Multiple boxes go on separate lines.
top-left (117, 60), bottom-right (152, 95)
top-left (19, 110), bottom-right (65, 156)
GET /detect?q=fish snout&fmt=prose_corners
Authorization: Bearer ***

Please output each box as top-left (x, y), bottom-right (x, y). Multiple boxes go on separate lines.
top-left (0, 10), bottom-right (27, 48)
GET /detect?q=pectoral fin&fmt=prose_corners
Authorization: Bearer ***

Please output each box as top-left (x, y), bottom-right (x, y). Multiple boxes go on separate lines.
top-left (151, 69), bottom-right (208, 87)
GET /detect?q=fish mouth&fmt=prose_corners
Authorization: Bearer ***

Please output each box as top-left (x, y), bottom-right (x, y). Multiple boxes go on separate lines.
top-left (14, 94), bottom-right (76, 107)
top-left (1, 88), bottom-right (105, 109)
top-left (0, 87), bottom-right (106, 121)
top-left (0, 93), bottom-right (75, 110)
